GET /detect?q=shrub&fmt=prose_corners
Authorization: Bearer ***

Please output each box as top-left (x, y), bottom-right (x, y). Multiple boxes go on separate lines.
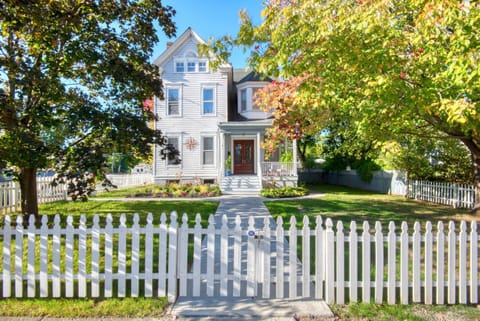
top-left (261, 186), bottom-right (308, 198)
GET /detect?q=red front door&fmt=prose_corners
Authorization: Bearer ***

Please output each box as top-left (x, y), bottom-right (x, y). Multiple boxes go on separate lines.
top-left (233, 140), bottom-right (254, 174)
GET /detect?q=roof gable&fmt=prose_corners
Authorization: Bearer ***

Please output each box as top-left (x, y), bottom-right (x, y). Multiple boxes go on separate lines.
top-left (153, 27), bottom-right (206, 67)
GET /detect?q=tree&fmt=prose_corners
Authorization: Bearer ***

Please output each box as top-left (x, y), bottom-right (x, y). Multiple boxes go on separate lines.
top-left (0, 1), bottom-right (177, 218)
top-left (207, 0), bottom-right (480, 212)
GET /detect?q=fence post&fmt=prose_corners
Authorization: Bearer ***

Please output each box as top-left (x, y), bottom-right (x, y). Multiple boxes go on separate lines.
top-left (178, 214), bottom-right (189, 297)
top-left (470, 221), bottom-right (478, 303)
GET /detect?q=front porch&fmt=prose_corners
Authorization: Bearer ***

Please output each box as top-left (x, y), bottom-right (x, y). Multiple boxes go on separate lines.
top-left (218, 120), bottom-right (298, 193)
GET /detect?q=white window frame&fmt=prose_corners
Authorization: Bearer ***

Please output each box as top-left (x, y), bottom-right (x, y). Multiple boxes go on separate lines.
top-left (198, 61), bottom-right (207, 72)
top-left (201, 85), bottom-right (216, 116)
top-left (240, 89), bottom-right (247, 112)
top-left (187, 61), bottom-right (196, 72)
top-left (165, 134), bottom-right (182, 167)
top-left (200, 135), bottom-right (216, 167)
top-left (165, 85), bottom-right (182, 117)
top-left (175, 61), bottom-right (185, 73)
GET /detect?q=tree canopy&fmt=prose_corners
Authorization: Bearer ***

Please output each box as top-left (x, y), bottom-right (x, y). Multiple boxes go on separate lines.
top-left (207, 0), bottom-right (480, 210)
top-left (0, 0), bottom-right (177, 216)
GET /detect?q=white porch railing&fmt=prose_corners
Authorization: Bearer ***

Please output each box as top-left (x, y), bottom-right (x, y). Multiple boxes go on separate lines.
top-left (261, 162), bottom-right (297, 177)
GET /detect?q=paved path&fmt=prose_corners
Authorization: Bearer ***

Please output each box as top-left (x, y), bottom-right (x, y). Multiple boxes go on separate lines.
top-left (171, 195), bottom-right (333, 321)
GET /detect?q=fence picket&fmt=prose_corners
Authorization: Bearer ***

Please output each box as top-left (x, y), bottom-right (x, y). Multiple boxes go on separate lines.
top-left (167, 212), bottom-right (178, 302)
top-left (424, 222), bottom-right (433, 304)
top-left (14, 216), bottom-right (23, 298)
top-left (374, 222), bottom-right (383, 304)
top-left (447, 221), bottom-right (456, 304)
top-left (104, 214), bottom-right (113, 298)
top-left (289, 216), bottom-right (298, 298)
top-left (276, 216), bottom-right (285, 299)
top-left (192, 214), bottom-right (202, 296)
top-left (3, 215), bottom-right (12, 298)
top-left (247, 216), bottom-right (256, 297)
top-left (158, 213), bottom-right (167, 297)
top-left (361, 221), bottom-right (371, 303)
top-left (78, 215), bottom-right (87, 298)
top-left (27, 215), bottom-right (36, 298)
top-left (400, 222), bottom-right (408, 304)
top-left (436, 222), bottom-right (445, 304)
top-left (349, 221), bottom-right (358, 302)
top-left (315, 216), bottom-right (323, 300)
top-left (178, 214), bottom-right (188, 297)
top-left (336, 221), bottom-right (345, 304)
top-left (144, 214), bottom-right (154, 297)
top-left (131, 214), bottom-right (141, 297)
top-left (233, 215), bottom-right (242, 297)
top-left (458, 221), bottom-right (467, 304)
top-left (206, 214), bottom-right (215, 297)
top-left (91, 216), bottom-right (100, 298)
top-left (302, 216), bottom-right (310, 298)
top-left (387, 222), bottom-right (396, 304)
top-left (471, 221), bottom-right (478, 303)
top-left (220, 215), bottom-right (229, 297)
top-left (263, 216), bottom-right (271, 298)
top-left (52, 215), bottom-right (61, 298)
top-left (325, 218), bottom-right (334, 304)
top-left (412, 222), bottom-right (421, 303)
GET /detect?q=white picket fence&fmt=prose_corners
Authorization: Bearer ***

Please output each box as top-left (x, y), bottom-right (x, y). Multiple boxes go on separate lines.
top-left (408, 180), bottom-right (475, 209)
top-left (1, 174), bottom-right (154, 214)
top-left (1, 212), bottom-right (478, 305)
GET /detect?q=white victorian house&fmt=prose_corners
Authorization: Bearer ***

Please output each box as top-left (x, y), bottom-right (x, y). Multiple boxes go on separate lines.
top-left (152, 28), bottom-right (298, 193)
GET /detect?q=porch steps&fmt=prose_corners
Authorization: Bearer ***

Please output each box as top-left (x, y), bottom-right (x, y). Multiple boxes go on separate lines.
top-left (220, 175), bottom-right (262, 195)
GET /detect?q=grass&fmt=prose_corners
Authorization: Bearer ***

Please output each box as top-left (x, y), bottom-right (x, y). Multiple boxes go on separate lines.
top-left (328, 302), bottom-right (480, 321)
top-left (37, 199), bottom-right (219, 226)
top-left (0, 297), bottom-right (168, 317)
top-left (265, 184), bottom-right (474, 230)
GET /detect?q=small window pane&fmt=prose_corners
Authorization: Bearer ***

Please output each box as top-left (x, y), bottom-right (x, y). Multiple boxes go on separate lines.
top-left (203, 88), bottom-right (213, 101)
top-left (167, 137), bottom-right (180, 165)
top-left (199, 62), bottom-right (207, 72)
top-left (175, 62), bottom-right (184, 72)
top-left (203, 137), bottom-right (213, 150)
top-left (187, 62), bottom-right (196, 72)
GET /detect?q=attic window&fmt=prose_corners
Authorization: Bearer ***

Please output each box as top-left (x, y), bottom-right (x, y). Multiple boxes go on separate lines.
top-left (175, 62), bottom-right (184, 72)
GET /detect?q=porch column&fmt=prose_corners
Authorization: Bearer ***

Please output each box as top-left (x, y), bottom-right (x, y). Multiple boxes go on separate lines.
top-left (257, 132), bottom-right (262, 181)
top-left (220, 132), bottom-right (225, 178)
top-left (293, 139), bottom-right (298, 177)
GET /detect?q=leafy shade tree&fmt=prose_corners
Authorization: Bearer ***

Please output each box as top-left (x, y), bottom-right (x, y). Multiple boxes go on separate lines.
top-left (0, 1), bottom-right (177, 217)
top-left (207, 0), bottom-right (480, 212)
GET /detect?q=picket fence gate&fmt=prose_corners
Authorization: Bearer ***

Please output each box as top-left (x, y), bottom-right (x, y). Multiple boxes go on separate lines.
top-left (0, 212), bottom-right (479, 305)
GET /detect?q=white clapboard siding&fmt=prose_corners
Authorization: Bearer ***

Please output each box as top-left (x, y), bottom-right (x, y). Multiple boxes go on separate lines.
top-left (0, 213), bottom-right (478, 305)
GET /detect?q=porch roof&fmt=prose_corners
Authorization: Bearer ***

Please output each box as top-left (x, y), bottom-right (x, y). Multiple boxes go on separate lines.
top-left (218, 119), bottom-right (273, 134)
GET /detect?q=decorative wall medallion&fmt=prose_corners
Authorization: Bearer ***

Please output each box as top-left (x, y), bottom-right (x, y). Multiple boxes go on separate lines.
top-left (185, 136), bottom-right (198, 150)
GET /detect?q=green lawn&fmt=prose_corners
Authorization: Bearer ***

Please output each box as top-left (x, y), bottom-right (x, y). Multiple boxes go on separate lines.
top-left (265, 184), bottom-right (473, 230)
top-left (38, 199), bottom-right (219, 226)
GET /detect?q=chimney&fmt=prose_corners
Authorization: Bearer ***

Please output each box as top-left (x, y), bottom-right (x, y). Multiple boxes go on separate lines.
top-left (166, 42), bottom-right (174, 48)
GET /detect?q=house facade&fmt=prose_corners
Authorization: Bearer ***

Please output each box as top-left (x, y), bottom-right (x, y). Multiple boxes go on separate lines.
top-left (153, 28), bottom-right (297, 193)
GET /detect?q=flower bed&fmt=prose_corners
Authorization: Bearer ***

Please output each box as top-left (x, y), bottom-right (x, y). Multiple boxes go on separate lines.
top-left (261, 186), bottom-right (308, 198)
top-left (129, 182), bottom-right (221, 198)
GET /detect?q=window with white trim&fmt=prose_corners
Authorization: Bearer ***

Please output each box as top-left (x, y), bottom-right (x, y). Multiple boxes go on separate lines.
top-left (198, 61), bottom-right (207, 72)
top-left (187, 62), bottom-right (196, 72)
top-left (167, 136), bottom-right (181, 165)
top-left (175, 62), bottom-right (184, 72)
top-left (202, 136), bottom-right (214, 165)
top-left (167, 87), bottom-right (180, 116)
top-left (202, 87), bottom-right (215, 115)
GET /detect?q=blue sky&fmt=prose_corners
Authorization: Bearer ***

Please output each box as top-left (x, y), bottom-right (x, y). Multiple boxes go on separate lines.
top-left (153, 0), bottom-right (264, 68)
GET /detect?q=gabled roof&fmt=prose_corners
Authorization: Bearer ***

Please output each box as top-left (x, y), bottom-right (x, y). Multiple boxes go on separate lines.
top-left (153, 27), bottom-right (206, 67)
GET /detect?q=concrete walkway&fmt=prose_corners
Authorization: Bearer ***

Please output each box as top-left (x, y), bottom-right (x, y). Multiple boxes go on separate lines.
top-left (171, 196), bottom-right (333, 321)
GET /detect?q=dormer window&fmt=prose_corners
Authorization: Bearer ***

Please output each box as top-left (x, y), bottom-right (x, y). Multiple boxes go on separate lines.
top-left (240, 89), bottom-right (247, 112)
top-left (174, 51), bottom-right (208, 73)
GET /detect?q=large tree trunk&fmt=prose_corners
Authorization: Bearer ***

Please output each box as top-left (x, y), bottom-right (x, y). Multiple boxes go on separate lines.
top-left (461, 138), bottom-right (480, 215)
top-left (18, 167), bottom-right (39, 221)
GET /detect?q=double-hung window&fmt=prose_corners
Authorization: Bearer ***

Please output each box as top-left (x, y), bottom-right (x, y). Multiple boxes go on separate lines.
top-left (167, 88), bottom-right (180, 116)
top-left (202, 136), bottom-right (214, 166)
top-left (198, 61), bottom-right (207, 72)
top-left (202, 87), bottom-right (215, 115)
top-left (175, 62), bottom-right (184, 72)
top-left (167, 136), bottom-right (181, 165)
